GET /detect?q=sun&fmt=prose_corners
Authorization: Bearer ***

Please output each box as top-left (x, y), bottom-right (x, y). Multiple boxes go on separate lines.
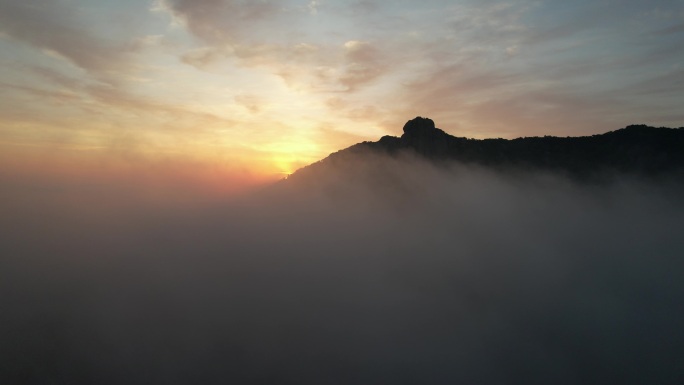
top-left (266, 140), bottom-right (320, 178)
top-left (272, 157), bottom-right (298, 178)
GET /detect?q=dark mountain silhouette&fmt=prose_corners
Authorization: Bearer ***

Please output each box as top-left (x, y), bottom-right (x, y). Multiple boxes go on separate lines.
top-left (290, 117), bottom-right (684, 182)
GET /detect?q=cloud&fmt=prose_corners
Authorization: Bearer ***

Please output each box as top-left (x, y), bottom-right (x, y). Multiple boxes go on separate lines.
top-left (160, 0), bottom-right (393, 93)
top-left (358, 0), bottom-right (684, 137)
top-left (505, 45), bottom-right (520, 56)
top-left (234, 94), bottom-right (263, 114)
top-left (627, 68), bottom-right (684, 96)
top-left (657, 22), bottom-right (684, 34)
top-left (0, 81), bottom-right (83, 106)
top-left (0, 0), bottom-right (133, 78)
top-left (158, 0), bottom-right (280, 45)
top-left (28, 66), bottom-right (85, 90)
top-left (179, 46), bottom-right (233, 69)
top-left (308, 0), bottom-right (319, 15)
top-left (177, 39), bottom-right (390, 94)
top-left (339, 40), bottom-right (388, 91)
top-left (3, 0), bottom-right (682, 145)
top-left (0, 65), bottom-right (238, 142)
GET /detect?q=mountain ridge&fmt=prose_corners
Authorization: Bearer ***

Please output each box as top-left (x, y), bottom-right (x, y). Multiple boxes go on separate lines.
top-left (289, 117), bottom-right (684, 182)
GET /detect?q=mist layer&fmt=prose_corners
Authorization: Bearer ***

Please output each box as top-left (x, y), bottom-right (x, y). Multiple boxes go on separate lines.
top-left (1, 154), bottom-right (683, 384)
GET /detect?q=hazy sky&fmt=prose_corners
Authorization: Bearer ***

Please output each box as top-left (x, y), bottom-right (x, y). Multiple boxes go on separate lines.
top-left (1, 0), bottom-right (683, 188)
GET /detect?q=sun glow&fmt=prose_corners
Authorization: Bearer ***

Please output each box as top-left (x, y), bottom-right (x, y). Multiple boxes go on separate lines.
top-left (263, 138), bottom-right (321, 177)
top-left (271, 155), bottom-right (307, 178)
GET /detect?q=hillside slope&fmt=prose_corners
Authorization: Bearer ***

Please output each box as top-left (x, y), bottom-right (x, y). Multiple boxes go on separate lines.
top-left (290, 117), bottom-right (684, 182)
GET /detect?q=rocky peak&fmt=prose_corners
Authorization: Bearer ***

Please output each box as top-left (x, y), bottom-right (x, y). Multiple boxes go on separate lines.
top-left (402, 117), bottom-right (437, 138)
top-left (399, 116), bottom-right (452, 157)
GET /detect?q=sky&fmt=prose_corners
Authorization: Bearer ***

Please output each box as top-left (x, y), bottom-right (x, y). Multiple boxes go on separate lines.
top-left (1, 0), bottom-right (683, 191)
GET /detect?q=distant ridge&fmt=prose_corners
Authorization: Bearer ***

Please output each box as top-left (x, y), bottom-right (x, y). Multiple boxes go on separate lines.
top-left (290, 117), bottom-right (684, 181)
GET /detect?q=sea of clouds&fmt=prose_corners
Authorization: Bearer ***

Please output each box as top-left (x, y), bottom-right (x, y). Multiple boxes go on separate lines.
top-left (1, 153), bottom-right (683, 384)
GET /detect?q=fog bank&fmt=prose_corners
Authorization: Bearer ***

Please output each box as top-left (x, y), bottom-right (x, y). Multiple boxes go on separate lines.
top-left (1, 154), bottom-right (683, 384)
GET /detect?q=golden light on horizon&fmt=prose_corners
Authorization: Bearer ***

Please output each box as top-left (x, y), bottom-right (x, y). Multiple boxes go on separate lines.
top-left (262, 137), bottom-right (321, 177)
